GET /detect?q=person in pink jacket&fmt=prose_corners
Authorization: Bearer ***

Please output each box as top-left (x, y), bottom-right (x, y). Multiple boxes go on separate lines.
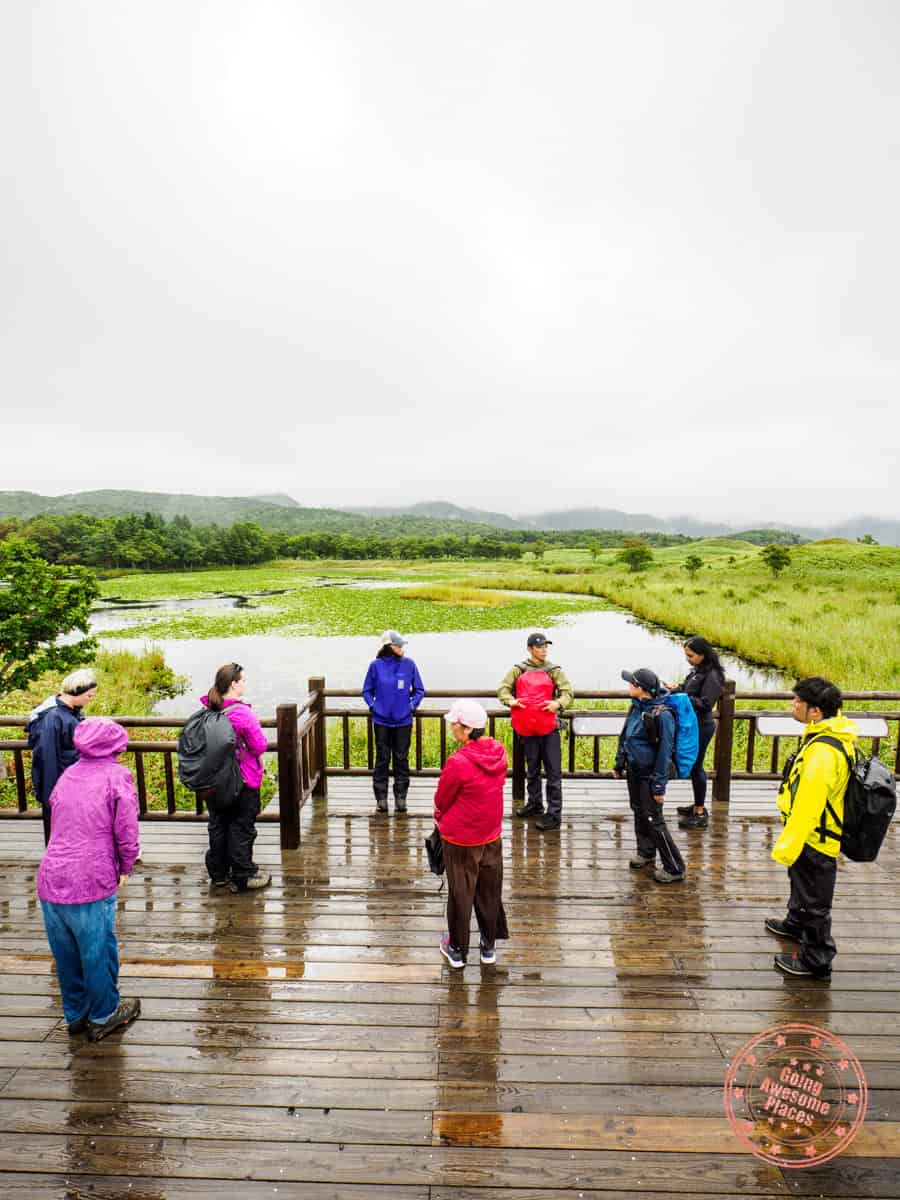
top-left (37, 717), bottom-right (141, 1041)
top-left (201, 663), bottom-right (271, 892)
top-left (434, 699), bottom-right (509, 969)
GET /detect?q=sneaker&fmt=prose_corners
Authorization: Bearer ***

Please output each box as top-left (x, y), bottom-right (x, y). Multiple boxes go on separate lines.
top-left (375, 798), bottom-right (389, 814)
top-left (87, 998), bottom-right (141, 1042)
top-left (514, 802), bottom-right (544, 819)
top-left (774, 952), bottom-right (831, 980)
top-left (678, 810), bottom-right (708, 830)
top-left (676, 803), bottom-right (694, 817)
top-left (765, 917), bottom-right (802, 942)
top-left (230, 872), bottom-right (272, 893)
top-left (67, 1013), bottom-right (89, 1036)
top-left (210, 877), bottom-right (229, 888)
top-left (439, 936), bottom-right (465, 969)
top-left (394, 798), bottom-right (408, 815)
top-left (629, 855), bottom-right (655, 869)
top-left (479, 941), bottom-right (497, 965)
top-left (535, 814), bottom-right (560, 832)
top-left (653, 867), bottom-right (686, 884)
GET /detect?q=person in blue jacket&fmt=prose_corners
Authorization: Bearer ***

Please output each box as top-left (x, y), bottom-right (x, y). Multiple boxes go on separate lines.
top-left (613, 667), bottom-right (686, 884)
top-left (362, 631), bottom-right (425, 814)
top-left (26, 668), bottom-right (99, 845)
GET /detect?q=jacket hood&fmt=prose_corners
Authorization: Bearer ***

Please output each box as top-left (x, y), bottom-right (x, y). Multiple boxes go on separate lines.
top-left (28, 695), bottom-right (59, 723)
top-left (805, 712), bottom-right (858, 749)
top-left (73, 717), bottom-right (129, 758)
top-left (461, 737), bottom-right (508, 776)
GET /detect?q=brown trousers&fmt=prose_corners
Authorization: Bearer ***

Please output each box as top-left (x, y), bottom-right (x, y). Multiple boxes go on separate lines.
top-left (443, 837), bottom-right (508, 959)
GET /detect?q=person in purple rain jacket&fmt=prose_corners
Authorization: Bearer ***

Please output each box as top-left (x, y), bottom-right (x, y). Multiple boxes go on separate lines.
top-left (37, 717), bottom-right (141, 1042)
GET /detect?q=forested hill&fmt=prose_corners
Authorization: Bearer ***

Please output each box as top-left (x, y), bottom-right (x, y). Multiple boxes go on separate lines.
top-left (0, 490), bottom-right (523, 539)
top-left (0, 490), bottom-right (895, 543)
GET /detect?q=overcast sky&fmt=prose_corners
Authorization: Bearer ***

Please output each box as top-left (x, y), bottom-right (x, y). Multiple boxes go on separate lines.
top-left (1, 1), bottom-right (898, 524)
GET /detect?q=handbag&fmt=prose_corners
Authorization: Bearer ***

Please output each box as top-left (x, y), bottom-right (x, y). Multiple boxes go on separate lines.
top-left (424, 826), bottom-right (445, 875)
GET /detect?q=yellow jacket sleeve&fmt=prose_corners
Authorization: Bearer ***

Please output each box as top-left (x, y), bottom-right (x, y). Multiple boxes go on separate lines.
top-left (771, 743), bottom-right (844, 867)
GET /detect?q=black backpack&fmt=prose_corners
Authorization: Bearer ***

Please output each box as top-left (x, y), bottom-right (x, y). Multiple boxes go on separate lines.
top-left (177, 708), bottom-right (243, 812)
top-left (809, 735), bottom-right (897, 863)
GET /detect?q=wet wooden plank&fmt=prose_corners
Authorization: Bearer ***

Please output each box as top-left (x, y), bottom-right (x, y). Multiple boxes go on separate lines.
top-left (0, 1177), bottom-right (428, 1199)
top-left (0, 1135), bottom-right (791, 1191)
top-left (0, 1098), bottom-right (431, 1144)
top-left (432, 1111), bottom-right (900, 1156)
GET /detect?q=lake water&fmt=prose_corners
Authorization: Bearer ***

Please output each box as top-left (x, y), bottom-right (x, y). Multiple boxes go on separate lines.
top-left (98, 600), bottom-right (785, 716)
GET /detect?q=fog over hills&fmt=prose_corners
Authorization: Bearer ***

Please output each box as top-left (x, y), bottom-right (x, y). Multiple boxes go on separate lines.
top-left (0, 490), bottom-right (897, 543)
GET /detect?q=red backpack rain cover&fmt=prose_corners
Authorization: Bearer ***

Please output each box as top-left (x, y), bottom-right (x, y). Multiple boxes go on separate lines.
top-left (511, 666), bottom-right (557, 737)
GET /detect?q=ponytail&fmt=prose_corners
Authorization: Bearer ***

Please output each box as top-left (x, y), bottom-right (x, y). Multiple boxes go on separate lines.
top-left (207, 662), bottom-right (243, 711)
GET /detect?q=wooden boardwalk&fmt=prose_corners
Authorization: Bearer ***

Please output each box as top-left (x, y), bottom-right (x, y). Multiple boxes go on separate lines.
top-left (0, 777), bottom-right (898, 1198)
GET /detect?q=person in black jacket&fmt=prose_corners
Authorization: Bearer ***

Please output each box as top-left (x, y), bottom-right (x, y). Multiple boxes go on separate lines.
top-left (669, 637), bottom-right (725, 830)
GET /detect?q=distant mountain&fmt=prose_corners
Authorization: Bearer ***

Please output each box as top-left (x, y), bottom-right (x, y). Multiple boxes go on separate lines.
top-left (341, 500), bottom-right (521, 529)
top-left (1, 491), bottom-right (896, 544)
top-left (251, 492), bottom-right (301, 508)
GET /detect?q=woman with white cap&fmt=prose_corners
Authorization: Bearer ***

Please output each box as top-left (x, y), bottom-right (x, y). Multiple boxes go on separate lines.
top-left (362, 631), bottom-right (425, 814)
top-left (434, 699), bottom-right (509, 968)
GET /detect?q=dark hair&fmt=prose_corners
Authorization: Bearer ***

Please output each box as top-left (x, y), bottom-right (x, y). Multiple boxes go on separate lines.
top-left (468, 727), bottom-right (486, 741)
top-left (207, 662), bottom-right (243, 711)
top-left (685, 636), bottom-right (725, 680)
top-left (793, 676), bottom-right (842, 718)
top-left (377, 644), bottom-right (396, 659)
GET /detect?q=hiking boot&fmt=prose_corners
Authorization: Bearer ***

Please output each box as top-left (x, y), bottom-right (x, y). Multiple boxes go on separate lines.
top-left (375, 797), bottom-right (389, 814)
top-left (514, 801), bottom-right (543, 819)
top-left (676, 803), bottom-right (695, 817)
top-left (230, 872), bottom-right (272, 893)
top-left (629, 854), bottom-right (655, 869)
top-left (210, 877), bottom-right (229, 888)
top-left (439, 936), bottom-right (465, 969)
top-left (67, 1013), bottom-right (89, 1036)
top-left (394, 797), bottom-right (407, 815)
top-left (87, 998), bottom-right (141, 1042)
top-left (678, 810), bottom-right (708, 830)
top-left (765, 918), bottom-right (802, 942)
top-left (479, 940), bottom-right (497, 965)
top-left (653, 867), bottom-right (686, 884)
top-left (774, 952), bottom-right (831, 980)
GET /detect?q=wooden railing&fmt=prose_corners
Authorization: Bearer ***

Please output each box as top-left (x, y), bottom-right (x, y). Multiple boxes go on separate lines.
top-left (2, 679), bottom-right (898, 842)
top-left (0, 676), bottom-right (329, 850)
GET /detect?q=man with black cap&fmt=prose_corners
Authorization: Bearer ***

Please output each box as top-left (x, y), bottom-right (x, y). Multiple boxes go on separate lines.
top-left (613, 668), bottom-right (686, 883)
top-left (497, 633), bottom-right (573, 831)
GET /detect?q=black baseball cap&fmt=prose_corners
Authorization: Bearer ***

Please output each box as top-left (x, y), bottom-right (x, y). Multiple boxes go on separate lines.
top-left (621, 668), bottom-right (660, 696)
top-left (527, 632), bottom-right (552, 648)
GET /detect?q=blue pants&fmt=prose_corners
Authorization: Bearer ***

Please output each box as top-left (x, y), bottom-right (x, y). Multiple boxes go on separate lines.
top-left (40, 895), bottom-right (120, 1024)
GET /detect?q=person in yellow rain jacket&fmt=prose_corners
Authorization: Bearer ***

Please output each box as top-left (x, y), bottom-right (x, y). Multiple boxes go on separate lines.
top-left (766, 677), bottom-right (857, 980)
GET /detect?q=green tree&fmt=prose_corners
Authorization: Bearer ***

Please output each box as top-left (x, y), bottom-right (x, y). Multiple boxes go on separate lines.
top-left (617, 538), bottom-right (654, 573)
top-left (531, 540), bottom-right (546, 560)
top-left (760, 544), bottom-right (791, 578)
top-left (683, 554), bottom-right (703, 579)
top-left (0, 540), bottom-right (99, 696)
top-left (857, 534), bottom-right (878, 545)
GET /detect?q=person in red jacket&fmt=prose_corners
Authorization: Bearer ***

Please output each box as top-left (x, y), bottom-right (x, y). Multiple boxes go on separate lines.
top-left (434, 699), bottom-right (509, 969)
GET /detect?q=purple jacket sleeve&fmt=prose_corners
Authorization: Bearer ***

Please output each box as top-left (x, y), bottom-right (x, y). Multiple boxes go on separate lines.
top-left (113, 769), bottom-right (140, 877)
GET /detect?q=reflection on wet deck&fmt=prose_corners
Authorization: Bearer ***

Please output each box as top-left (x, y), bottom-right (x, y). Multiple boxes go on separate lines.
top-left (0, 777), bottom-right (898, 1198)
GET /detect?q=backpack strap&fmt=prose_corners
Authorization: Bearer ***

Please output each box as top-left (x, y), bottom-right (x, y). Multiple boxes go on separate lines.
top-left (802, 733), bottom-right (853, 844)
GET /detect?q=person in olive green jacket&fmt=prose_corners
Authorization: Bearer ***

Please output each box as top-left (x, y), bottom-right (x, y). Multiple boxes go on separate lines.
top-left (766, 676), bottom-right (857, 980)
top-left (497, 633), bottom-right (573, 831)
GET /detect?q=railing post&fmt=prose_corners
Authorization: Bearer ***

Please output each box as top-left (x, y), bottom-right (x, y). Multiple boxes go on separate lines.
top-left (276, 703), bottom-right (301, 849)
top-left (712, 679), bottom-right (736, 805)
top-left (511, 730), bottom-right (525, 802)
top-left (309, 676), bottom-right (328, 800)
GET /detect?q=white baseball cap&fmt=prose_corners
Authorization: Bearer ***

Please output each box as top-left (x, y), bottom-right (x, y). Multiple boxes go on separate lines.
top-left (379, 630), bottom-right (407, 648)
top-left (444, 699), bottom-right (488, 729)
